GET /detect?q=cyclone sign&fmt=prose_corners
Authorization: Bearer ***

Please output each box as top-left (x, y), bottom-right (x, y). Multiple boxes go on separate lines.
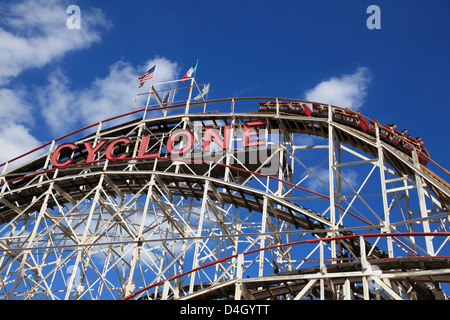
top-left (50, 119), bottom-right (278, 173)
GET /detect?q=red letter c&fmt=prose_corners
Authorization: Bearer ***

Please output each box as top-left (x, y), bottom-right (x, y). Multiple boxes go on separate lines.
top-left (51, 143), bottom-right (78, 167)
top-left (106, 137), bottom-right (132, 160)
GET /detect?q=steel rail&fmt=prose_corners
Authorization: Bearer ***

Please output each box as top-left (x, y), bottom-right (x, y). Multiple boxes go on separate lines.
top-left (119, 231), bottom-right (450, 300)
top-left (0, 153), bottom-right (440, 256)
top-left (1, 97), bottom-right (448, 177)
top-left (1, 95), bottom-right (449, 300)
top-left (0, 156), bottom-right (376, 228)
top-left (0, 108), bottom-right (446, 260)
top-left (1, 158), bottom-right (425, 264)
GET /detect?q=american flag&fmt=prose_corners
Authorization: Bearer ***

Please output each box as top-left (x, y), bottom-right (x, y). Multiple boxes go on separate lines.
top-left (138, 65), bottom-right (156, 88)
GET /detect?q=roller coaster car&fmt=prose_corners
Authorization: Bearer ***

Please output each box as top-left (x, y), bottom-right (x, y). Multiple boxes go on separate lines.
top-left (259, 101), bottom-right (312, 117)
top-left (333, 108), bottom-right (346, 122)
top-left (358, 116), bottom-right (370, 133)
top-left (301, 104), bottom-right (312, 116)
top-left (395, 136), bottom-right (429, 166)
top-left (312, 104), bottom-right (328, 117)
top-left (331, 109), bottom-right (368, 133)
top-left (366, 119), bottom-right (378, 136)
top-left (258, 101), bottom-right (430, 166)
top-left (259, 101), bottom-right (276, 113)
top-left (390, 130), bottom-right (403, 146)
top-left (418, 147), bottom-right (430, 166)
top-left (403, 136), bottom-right (420, 154)
top-left (344, 110), bottom-right (361, 125)
top-left (379, 125), bottom-right (393, 140)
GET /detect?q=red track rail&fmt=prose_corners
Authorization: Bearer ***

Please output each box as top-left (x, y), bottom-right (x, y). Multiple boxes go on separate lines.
top-left (120, 232), bottom-right (450, 300)
top-left (1, 97), bottom-right (447, 175)
top-left (1, 98), bottom-right (448, 300)
top-left (0, 155), bottom-right (374, 227)
top-left (0, 101), bottom-right (192, 169)
top-left (0, 154), bottom-right (426, 256)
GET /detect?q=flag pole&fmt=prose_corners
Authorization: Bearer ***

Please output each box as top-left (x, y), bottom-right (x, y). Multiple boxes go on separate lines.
top-left (185, 59), bottom-right (198, 114)
top-left (151, 64), bottom-right (157, 86)
top-left (146, 64), bottom-right (157, 107)
top-left (203, 83), bottom-right (208, 113)
top-left (193, 59), bottom-right (199, 80)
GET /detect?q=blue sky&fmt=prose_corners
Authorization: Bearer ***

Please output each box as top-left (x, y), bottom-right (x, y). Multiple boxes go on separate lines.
top-left (0, 0), bottom-right (449, 171)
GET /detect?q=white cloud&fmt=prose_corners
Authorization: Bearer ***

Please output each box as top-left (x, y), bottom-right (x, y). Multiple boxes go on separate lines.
top-left (0, 88), bottom-right (34, 125)
top-left (303, 167), bottom-right (359, 193)
top-left (38, 57), bottom-right (180, 135)
top-left (0, 89), bottom-right (41, 165)
top-left (304, 67), bottom-right (371, 110)
top-left (304, 167), bottom-right (329, 192)
top-left (0, 124), bottom-right (41, 165)
top-left (0, 1), bottom-right (180, 165)
top-left (0, 0), bottom-right (111, 166)
top-left (0, 0), bottom-right (111, 85)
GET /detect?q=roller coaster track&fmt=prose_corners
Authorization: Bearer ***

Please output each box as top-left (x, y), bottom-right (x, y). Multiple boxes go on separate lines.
top-left (121, 233), bottom-right (450, 301)
top-left (0, 91), bottom-right (449, 300)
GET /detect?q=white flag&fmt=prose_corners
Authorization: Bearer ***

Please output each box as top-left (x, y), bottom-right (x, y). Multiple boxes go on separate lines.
top-left (194, 83), bottom-right (210, 100)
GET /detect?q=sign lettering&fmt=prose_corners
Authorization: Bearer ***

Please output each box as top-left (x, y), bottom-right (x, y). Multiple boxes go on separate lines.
top-left (51, 119), bottom-right (269, 168)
